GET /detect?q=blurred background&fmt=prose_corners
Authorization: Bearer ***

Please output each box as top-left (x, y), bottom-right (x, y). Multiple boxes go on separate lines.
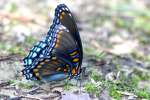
top-left (0, 0), bottom-right (150, 99)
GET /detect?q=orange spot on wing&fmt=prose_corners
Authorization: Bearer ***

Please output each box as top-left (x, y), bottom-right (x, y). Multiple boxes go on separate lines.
top-left (35, 73), bottom-right (39, 77)
top-left (33, 69), bottom-right (38, 73)
top-left (51, 61), bottom-right (58, 64)
top-left (37, 76), bottom-right (41, 80)
top-left (72, 68), bottom-right (76, 75)
top-left (60, 15), bottom-right (63, 19)
top-left (40, 62), bottom-right (45, 65)
top-left (37, 65), bottom-right (42, 68)
top-left (57, 34), bottom-right (61, 39)
top-left (56, 39), bottom-right (60, 44)
top-left (58, 31), bottom-right (63, 34)
top-left (70, 51), bottom-right (78, 56)
top-left (60, 12), bottom-right (65, 20)
top-left (55, 44), bottom-right (59, 48)
top-left (51, 57), bottom-right (57, 60)
top-left (62, 12), bottom-right (65, 15)
top-left (45, 59), bottom-right (49, 62)
top-left (73, 58), bottom-right (79, 62)
top-left (56, 67), bottom-right (61, 71)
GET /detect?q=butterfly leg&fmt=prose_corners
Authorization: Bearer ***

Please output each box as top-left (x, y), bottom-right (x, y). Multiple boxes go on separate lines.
top-left (79, 67), bottom-right (86, 94)
top-left (79, 75), bottom-right (82, 94)
top-left (74, 75), bottom-right (82, 94)
top-left (74, 73), bottom-right (82, 94)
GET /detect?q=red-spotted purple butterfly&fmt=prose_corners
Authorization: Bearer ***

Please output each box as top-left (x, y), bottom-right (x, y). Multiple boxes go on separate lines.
top-left (22, 4), bottom-right (83, 81)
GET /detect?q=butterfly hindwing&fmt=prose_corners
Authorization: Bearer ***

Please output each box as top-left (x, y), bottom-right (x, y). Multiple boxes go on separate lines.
top-left (23, 25), bottom-right (62, 80)
top-left (31, 57), bottom-right (70, 81)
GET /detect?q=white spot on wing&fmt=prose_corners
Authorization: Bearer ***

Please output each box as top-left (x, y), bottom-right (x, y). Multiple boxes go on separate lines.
top-left (29, 73), bottom-right (33, 77)
top-left (69, 13), bottom-right (72, 17)
top-left (62, 8), bottom-right (65, 10)
top-left (65, 8), bottom-right (69, 11)
top-left (28, 59), bottom-right (32, 65)
top-left (41, 43), bottom-right (46, 48)
top-left (32, 52), bottom-right (37, 58)
top-left (36, 48), bottom-right (41, 52)
top-left (39, 54), bottom-right (44, 58)
top-left (56, 19), bottom-right (59, 23)
top-left (52, 43), bottom-right (55, 47)
top-left (26, 69), bottom-right (30, 73)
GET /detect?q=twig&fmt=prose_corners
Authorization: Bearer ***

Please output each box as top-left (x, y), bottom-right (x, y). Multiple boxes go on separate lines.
top-left (117, 91), bottom-right (137, 97)
top-left (0, 93), bottom-right (42, 100)
top-left (19, 95), bottom-right (42, 100)
top-left (0, 81), bottom-right (10, 88)
top-left (0, 54), bottom-right (23, 62)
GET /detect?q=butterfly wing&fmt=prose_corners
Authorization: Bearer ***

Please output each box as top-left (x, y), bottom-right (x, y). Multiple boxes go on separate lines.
top-left (23, 25), bottom-right (80, 81)
top-left (22, 22), bottom-right (59, 80)
top-left (54, 4), bottom-right (83, 76)
top-left (22, 4), bottom-right (83, 81)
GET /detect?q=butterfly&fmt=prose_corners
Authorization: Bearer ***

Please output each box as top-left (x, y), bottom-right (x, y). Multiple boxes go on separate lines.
top-left (22, 4), bottom-right (83, 82)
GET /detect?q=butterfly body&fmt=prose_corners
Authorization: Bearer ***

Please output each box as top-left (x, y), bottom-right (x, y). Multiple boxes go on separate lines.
top-left (22, 4), bottom-right (83, 82)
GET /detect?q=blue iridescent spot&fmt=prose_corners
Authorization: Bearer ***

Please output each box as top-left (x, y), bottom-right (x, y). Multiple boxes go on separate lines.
top-left (40, 43), bottom-right (46, 48)
top-left (39, 54), bottom-right (44, 58)
top-left (36, 48), bottom-right (41, 52)
top-left (25, 59), bottom-right (32, 65)
top-left (32, 52), bottom-right (37, 58)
